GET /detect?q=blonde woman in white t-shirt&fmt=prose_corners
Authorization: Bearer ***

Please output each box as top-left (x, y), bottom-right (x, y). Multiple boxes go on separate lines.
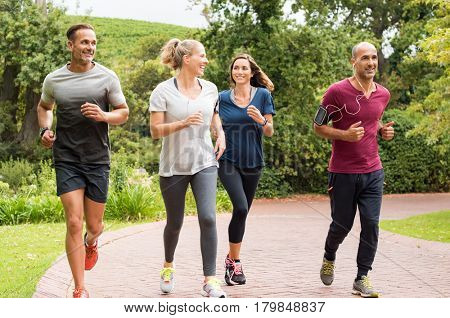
top-left (149, 38), bottom-right (226, 298)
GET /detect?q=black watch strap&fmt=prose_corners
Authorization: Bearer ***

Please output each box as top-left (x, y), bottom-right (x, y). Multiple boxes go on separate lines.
top-left (39, 127), bottom-right (49, 137)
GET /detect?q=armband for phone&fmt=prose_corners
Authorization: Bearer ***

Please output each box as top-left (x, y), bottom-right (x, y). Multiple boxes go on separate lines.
top-left (314, 105), bottom-right (328, 126)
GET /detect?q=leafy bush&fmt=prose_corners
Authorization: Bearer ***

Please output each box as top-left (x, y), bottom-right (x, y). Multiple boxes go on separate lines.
top-left (216, 185), bottom-right (232, 212)
top-left (27, 196), bottom-right (64, 223)
top-left (0, 181), bottom-right (11, 196)
top-left (35, 160), bottom-right (56, 196)
top-left (110, 128), bottom-right (161, 174)
top-left (106, 168), bottom-right (165, 221)
top-left (106, 165), bottom-right (231, 221)
top-left (106, 184), bottom-right (164, 221)
top-left (0, 159), bottom-right (35, 191)
top-left (379, 109), bottom-right (449, 193)
top-left (0, 197), bottom-right (30, 225)
top-left (256, 167), bottom-right (293, 198)
top-left (0, 195), bottom-right (63, 225)
top-left (110, 150), bottom-right (136, 193)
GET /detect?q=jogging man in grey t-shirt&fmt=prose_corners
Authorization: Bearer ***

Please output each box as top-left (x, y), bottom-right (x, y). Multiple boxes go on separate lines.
top-left (37, 24), bottom-right (129, 298)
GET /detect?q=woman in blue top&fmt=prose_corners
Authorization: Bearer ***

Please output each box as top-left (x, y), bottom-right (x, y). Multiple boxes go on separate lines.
top-left (218, 53), bottom-right (275, 286)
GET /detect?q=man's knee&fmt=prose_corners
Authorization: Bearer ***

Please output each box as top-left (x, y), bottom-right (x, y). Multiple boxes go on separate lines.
top-left (66, 216), bottom-right (83, 235)
top-left (329, 221), bottom-right (352, 238)
top-left (86, 220), bottom-right (104, 237)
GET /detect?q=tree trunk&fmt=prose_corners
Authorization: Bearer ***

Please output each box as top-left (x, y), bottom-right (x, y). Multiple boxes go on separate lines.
top-left (15, 87), bottom-right (40, 145)
top-left (0, 63), bottom-right (20, 131)
top-left (35, 0), bottom-right (47, 16)
top-left (377, 49), bottom-right (387, 84)
top-left (0, 64), bottom-right (20, 103)
top-left (13, 1), bottom-right (47, 145)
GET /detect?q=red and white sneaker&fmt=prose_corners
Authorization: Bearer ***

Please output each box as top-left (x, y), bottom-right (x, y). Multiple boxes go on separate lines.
top-left (84, 233), bottom-right (98, 271)
top-left (73, 288), bottom-right (89, 298)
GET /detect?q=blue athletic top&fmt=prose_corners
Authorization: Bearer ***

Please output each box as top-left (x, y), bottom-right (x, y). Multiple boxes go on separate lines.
top-left (218, 87), bottom-right (276, 168)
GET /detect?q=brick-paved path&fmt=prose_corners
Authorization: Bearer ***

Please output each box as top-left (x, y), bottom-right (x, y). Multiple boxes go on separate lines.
top-left (34, 193), bottom-right (450, 298)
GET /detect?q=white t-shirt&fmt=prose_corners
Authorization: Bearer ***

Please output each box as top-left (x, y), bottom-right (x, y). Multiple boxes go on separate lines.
top-left (149, 77), bottom-right (219, 176)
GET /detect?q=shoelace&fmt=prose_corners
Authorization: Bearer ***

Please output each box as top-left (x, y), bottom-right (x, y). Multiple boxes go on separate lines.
top-left (233, 262), bottom-right (243, 275)
top-left (225, 256), bottom-right (233, 266)
top-left (226, 257), bottom-right (243, 275)
top-left (73, 288), bottom-right (87, 297)
top-left (322, 261), bottom-right (334, 275)
top-left (160, 268), bottom-right (175, 281)
top-left (207, 278), bottom-right (222, 290)
top-left (85, 243), bottom-right (97, 257)
top-left (361, 276), bottom-right (373, 289)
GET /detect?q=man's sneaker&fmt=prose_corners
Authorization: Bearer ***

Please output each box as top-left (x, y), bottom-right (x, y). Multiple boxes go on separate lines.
top-left (73, 288), bottom-right (89, 298)
top-left (225, 255), bottom-right (246, 286)
top-left (352, 276), bottom-right (380, 298)
top-left (202, 278), bottom-right (227, 298)
top-left (84, 233), bottom-right (98, 271)
top-left (320, 258), bottom-right (335, 286)
top-left (160, 267), bottom-right (175, 294)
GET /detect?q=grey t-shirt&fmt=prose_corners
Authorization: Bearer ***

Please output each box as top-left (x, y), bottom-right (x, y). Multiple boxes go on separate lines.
top-left (149, 77), bottom-right (219, 176)
top-left (41, 62), bottom-right (126, 164)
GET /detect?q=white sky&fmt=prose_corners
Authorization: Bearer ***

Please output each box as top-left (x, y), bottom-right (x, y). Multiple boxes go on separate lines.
top-left (50, 0), bottom-right (304, 28)
top-left (51, 0), bottom-right (209, 28)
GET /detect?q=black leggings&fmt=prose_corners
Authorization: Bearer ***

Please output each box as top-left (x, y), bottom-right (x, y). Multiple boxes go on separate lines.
top-left (218, 160), bottom-right (262, 244)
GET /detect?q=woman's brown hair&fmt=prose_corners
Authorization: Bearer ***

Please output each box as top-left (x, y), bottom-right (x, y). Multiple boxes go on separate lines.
top-left (229, 53), bottom-right (274, 92)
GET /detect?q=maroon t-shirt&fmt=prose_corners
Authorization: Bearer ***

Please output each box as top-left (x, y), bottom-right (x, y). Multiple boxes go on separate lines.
top-left (321, 78), bottom-right (390, 173)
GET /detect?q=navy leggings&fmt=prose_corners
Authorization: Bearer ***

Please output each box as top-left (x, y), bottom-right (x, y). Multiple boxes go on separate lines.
top-left (218, 160), bottom-right (262, 244)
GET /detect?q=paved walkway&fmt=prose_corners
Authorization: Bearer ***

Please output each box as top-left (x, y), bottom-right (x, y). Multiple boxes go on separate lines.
top-left (33, 193), bottom-right (450, 298)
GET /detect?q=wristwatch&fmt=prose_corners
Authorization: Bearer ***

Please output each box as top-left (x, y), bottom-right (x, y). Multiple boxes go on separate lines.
top-left (262, 118), bottom-right (268, 126)
top-left (39, 127), bottom-right (49, 137)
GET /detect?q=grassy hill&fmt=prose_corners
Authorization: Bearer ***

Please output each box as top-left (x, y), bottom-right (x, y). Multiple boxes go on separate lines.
top-left (63, 16), bottom-right (194, 69)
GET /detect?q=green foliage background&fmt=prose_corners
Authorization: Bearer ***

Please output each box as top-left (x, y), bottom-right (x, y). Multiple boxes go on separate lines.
top-left (0, 0), bottom-right (448, 224)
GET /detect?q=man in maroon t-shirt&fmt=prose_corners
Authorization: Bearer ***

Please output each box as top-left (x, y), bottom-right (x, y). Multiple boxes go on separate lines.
top-left (314, 42), bottom-right (395, 297)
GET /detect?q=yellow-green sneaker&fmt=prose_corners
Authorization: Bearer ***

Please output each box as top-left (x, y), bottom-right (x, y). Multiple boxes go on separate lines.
top-left (160, 267), bottom-right (175, 294)
top-left (202, 278), bottom-right (227, 298)
top-left (352, 276), bottom-right (380, 298)
top-left (320, 258), bottom-right (335, 286)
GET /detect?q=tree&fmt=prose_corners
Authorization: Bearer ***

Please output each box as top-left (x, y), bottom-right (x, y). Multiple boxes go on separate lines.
top-left (406, 0), bottom-right (449, 154)
top-left (197, 0), bottom-right (369, 192)
top-left (291, 0), bottom-right (435, 76)
top-left (0, 0), bottom-right (67, 151)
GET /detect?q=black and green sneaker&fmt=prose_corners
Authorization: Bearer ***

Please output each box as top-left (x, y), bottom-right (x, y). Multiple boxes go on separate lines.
top-left (352, 276), bottom-right (380, 298)
top-left (320, 258), bottom-right (335, 286)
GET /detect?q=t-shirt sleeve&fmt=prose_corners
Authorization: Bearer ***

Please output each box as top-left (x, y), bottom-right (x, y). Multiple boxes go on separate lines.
top-left (378, 88), bottom-right (391, 120)
top-left (214, 97), bottom-right (220, 114)
top-left (41, 74), bottom-right (55, 104)
top-left (384, 89), bottom-right (391, 111)
top-left (262, 89), bottom-right (276, 116)
top-left (321, 84), bottom-right (340, 122)
top-left (211, 83), bottom-right (219, 113)
top-left (108, 75), bottom-right (126, 107)
top-left (149, 85), bottom-right (167, 112)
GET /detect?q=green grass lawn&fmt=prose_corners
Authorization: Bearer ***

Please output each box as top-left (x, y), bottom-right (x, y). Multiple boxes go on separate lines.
top-left (0, 221), bottom-right (141, 298)
top-left (380, 210), bottom-right (450, 243)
